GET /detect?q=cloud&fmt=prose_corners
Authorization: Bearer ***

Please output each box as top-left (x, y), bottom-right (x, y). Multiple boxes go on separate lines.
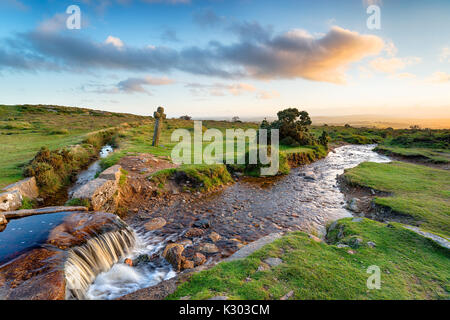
top-left (370, 56), bottom-right (421, 73)
top-left (1, 0), bottom-right (29, 11)
top-left (193, 8), bottom-right (225, 27)
top-left (105, 36), bottom-right (124, 49)
top-left (440, 47), bottom-right (450, 62)
top-left (219, 25), bottom-right (384, 83)
top-left (363, 0), bottom-right (383, 6)
top-left (160, 29), bottom-right (179, 42)
top-left (1, 24), bottom-right (384, 84)
top-left (186, 82), bottom-right (256, 97)
top-left (84, 76), bottom-right (174, 94)
top-left (257, 90), bottom-right (280, 100)
top-left (426, 71), bottom-right (450, 83)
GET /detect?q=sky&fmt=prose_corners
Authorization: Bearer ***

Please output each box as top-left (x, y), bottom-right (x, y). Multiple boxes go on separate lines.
top-left (0, 0), bottom-right (449, 119)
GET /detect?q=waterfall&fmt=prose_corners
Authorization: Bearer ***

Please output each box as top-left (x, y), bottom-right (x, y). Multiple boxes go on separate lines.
top-left (64, 228), bottom-right (136, 300)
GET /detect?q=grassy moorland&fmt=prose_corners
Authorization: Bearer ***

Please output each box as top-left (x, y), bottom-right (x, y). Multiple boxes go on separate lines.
top-left (0, 105), bottom-right (148, 189)
top-left (169, 218), bottom-right (449, 300)
top-left (375, 130), bottom-right (450, 164)
top-left (343, 161), bottom-right (450, 238)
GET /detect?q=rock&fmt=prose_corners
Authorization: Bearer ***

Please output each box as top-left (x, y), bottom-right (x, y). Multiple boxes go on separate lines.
top-left (257, 262), bottom-right (270, 272)
top-left (98, 165), bottom-right (122, 181)
top-left (263, 257), bottom-right (283, 267)
top-left (367, 241), bottom-right (376, 248)
top-left (179, 239), bottom-right (193, 247)
top-left (347, 250), bottom-right (355, 255)
top-left (185, 228), bottom-right (204, 238)
top-left (352, 217), bottom-right (363, 222)
top-left (199, 243), bottom-right (219, 254)
top-left (133, 254), bottom-right (152, 266)
top-left (303, 171), bottom-right (316, 181)
top-left (348, 236), bottom-right (363, 249)
top-left (3, 206), bottom-right (88, 219)
top-left (209, 231), bottom-right (221, 242)
top-left (0, 190), bottom-right (22, 212)
top-left (182, 259), bottom-right (194, 270)
top-left (347, 198), bottom-right (362, 213)
top-left (193, 252), bottom-right (207, 266)
top-left (193, 219), bottom-right (210, 229)
top-left (0, 213), bottom-right (7, 225)
top-left (336, 244), bottom-right (349, 248)
top-left (309, 235), bottom-right (322, 243)
top-left (3, 177), bottom-right (39, 200)
top-left (162, 243), bottom-right (185, 271)
top-left (280, 290), bottom-right (294, 300)
top-left (144, 217), bottom-right (167, 231)
top-left (208, 296), bottom-right (228, 300)
top-left (71, 178), bottom-right (118, 211)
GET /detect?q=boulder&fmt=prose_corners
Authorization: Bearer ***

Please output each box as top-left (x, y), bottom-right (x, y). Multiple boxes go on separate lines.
top-left (71, 178), bottom-right (117, 211)
top-left (144, 217), bottom-right (166, 231)
top-left (3, 177), bottom-right (39, 200)
top-left (162, 243), bottom-right (185, 271)
top-left (133, 254), bottom-right (152, 266)
top-left (98, 165), bottom-right (122, 181)
top-left (347, 198), bottom-right (362, 213)
top-left (0, 190), bottom-right (22, 212)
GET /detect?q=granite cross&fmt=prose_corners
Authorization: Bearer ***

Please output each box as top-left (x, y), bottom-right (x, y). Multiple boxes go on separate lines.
top-left (152, 106), bottom-right (166, 147)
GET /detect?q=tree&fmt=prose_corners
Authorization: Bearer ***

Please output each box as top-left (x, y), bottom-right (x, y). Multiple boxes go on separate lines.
top-left (232, 116), bottom-right (242, 123)
top-left (179, 115), bottom-right (192, 120)
top-left (261, 108), bottom-right (318, 147)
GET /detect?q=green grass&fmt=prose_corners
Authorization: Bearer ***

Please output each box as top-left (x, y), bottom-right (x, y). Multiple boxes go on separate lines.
top-left (343, 161), bottom-right (450, 237)
top-left (0, 105), bottom-right (148, 188)
top-left (65, 198), bottom-right (91, 207)
top-left (375, 145), bottom-right (450, 164)
top-left (168, 218), bottom-right (449, 300)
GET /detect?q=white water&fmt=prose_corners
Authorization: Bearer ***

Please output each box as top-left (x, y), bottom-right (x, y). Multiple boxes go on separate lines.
top-left (65, 227), bottom-right (136, 300)
top-left (85, 228), bottom-right (177, 300)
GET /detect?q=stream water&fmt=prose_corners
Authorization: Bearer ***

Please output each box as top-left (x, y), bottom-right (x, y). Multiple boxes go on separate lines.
top-left (68, 145), bottom-right (114, 198)
top-left (86, 144), bottom-right (391, 300)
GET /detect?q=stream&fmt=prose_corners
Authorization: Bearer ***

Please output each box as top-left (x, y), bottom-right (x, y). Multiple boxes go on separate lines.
top-left (86, 144), bottom-right (391, 300)
top-left (68, 145), bottom-right (114, 198)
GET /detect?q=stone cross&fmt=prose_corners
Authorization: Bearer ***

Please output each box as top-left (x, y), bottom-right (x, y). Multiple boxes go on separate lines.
top-left (152, 106), bottom-right (166, 147)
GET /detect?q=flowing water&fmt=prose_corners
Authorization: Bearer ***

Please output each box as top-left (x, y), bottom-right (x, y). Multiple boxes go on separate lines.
top-left (85, 144), bottom-right (391, 300)
top-left (65, 227), bottom-right (136, 300)
top-left (68, 145), bottom-right (114, 198)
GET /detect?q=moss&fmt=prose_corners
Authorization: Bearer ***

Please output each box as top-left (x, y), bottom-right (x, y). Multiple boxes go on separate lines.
top-left (19, 196), bottom-right (35, 210)
top-left (119, 169), bottom-right (128, 187)
top-left (65, 198), bottom-right (90, 207)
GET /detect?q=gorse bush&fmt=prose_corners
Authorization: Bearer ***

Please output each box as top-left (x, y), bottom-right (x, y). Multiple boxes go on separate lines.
top-left (24, 128), bottom-right (118, 196)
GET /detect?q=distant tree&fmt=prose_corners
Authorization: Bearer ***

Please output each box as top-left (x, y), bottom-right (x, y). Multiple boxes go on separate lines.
top-left (344, 124), bottom-right (351, 128)
top-left (179, 115), bottom-right (192, 120)
top-left (261, 108), bottom-right (318, 147)
top-left (232, 116), bottom-right (242, 123)
top-left (319, 131), bottom-right (329, 147)
top-left (410, 125), bottom-right (421, 131)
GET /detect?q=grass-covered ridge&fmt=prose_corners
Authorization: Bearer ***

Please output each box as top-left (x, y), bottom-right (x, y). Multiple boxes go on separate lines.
top-left (0, 104), bottom-right (148, 188)
top-left (168, 218), bottom-right (449, 300)
top-left (343, 161), bottom-right (450, 237)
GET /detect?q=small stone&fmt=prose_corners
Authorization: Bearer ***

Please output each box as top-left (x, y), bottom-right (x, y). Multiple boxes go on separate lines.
top-left (280, 290), bottom-right (294, 300)
top-left (185, 228), bottom-right (204, 238)
top-left (162, 243), bottom-right (185, 271)
top-left (179, 239), bottom-right (193, 247)
top-left (193, 219), bottom-right (210, 229)
top-left (209, 231), bottom-right (221, 242)
top-left (132, 254), bottom-right (152, 266)
top-left (133, 208), bottom-right (139, 213)
top-left (347, 250), bottom-right (355, 255)
top-left (337, 244), bottom-right (349, 248)
top-left (182, 259), bottom-right (194, 270)
top-left (257, 263), bottom-right (270, 272)
top-left (193, 252), bottom-right (207, 266)
top-left (179, 296), bottom-right (191, 300)
top-left (144, 217), bottom-right (166, 231)
top-left (348, 236), bottom-right (363, 249)
top-left (367, 241), bottom-right (376, 248)
top-left (199, 243), bottom-right (219, 253)
top-left (309, 235), bottom-right (322, 243)
top-left (263, 257), bottom-right (283, 267)
top-left (208, 296), bottom-right (228, 300)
